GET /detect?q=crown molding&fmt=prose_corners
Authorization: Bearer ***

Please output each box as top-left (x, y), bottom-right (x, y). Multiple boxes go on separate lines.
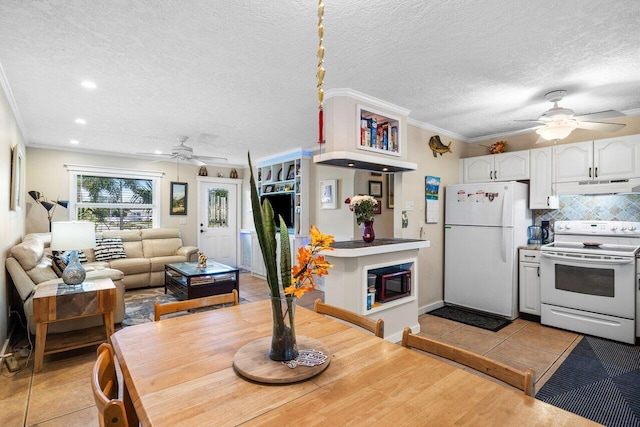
top-left (406, 117), bottom-right (469, 142)
top-left (0, 62), bottom-right (27, 141)
top-left (325, 88), bottom-right (411, 117)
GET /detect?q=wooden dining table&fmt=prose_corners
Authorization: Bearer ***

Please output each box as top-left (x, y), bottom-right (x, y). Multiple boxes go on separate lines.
top-left (111, 300), bottom-right (598, 426)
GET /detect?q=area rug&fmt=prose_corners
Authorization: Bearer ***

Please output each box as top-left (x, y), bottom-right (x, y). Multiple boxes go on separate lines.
top-left (428, 305), bottom-right (511, 332)
top-left (536, 336), bottom-right (640, 427)
top-left (122, 288), bottom-right (246, 326)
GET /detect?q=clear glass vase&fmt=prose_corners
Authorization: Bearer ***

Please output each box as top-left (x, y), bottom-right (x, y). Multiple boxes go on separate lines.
top-left (269, 294), bottom-right (299, 361)
top-left (363, 220), bottom-right (375, 243)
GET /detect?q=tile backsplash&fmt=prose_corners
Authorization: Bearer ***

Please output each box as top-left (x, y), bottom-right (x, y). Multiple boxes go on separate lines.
top-left (534, 194), bottom-right (640, 224)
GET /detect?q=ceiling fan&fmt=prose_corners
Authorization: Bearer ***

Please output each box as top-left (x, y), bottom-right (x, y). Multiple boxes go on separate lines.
top-left (136, 136), bottom-right (227, 166)
top-left (518, 90), bottom-right (626, 143)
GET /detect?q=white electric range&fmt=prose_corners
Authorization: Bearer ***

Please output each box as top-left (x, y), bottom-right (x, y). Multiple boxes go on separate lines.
top-left (540, 220), bottom-right (640, 344)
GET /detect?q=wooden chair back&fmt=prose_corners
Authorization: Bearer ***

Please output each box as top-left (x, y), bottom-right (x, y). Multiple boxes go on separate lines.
top-left (92, 343), bottom-right (129, 427)
top-left (154, 289), bottom-right (239, 321)
top-left (314, 299), bottom-right (384, 338)
top-left (401, 327), bottom-right (534, 396)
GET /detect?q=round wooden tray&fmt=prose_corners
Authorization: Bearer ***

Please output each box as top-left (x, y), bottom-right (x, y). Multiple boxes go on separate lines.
top-left (233, 335), bottom-right (331, 384)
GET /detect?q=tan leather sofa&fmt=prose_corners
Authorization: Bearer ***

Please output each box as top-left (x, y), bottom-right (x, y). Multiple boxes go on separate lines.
top-left (7, 233), bottom-right (126, 334)
top-left (83, 228), bottom-right (198, 289)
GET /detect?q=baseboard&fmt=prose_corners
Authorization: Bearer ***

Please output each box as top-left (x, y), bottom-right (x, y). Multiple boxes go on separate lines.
top-left (0, 322), bottom-right (16, 366)
top-left (418, 300), bottom-right (444, 316)
top-left (386, 323), bottom-right (419, 344)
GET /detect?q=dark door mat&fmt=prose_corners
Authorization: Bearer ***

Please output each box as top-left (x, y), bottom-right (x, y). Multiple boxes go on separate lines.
top-left (536, 335), bottom-right (640, 426)
top-left (429, 306), bottom-right (511, 332)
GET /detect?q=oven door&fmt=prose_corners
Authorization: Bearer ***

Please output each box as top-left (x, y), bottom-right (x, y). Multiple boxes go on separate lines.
top-left (540, 251), bottom-right (635, 319)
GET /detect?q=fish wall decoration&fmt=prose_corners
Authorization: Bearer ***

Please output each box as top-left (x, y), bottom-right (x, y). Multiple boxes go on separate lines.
top-left (428, 135), bottom-right (452, 157)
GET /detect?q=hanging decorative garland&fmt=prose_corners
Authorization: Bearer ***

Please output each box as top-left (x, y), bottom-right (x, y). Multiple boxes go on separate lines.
top-left (317, 0), bottom-right (325, 147)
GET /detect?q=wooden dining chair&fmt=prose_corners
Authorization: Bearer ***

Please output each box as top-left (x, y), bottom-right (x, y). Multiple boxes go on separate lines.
top-left (154, 289), bottom-right (239, 321)
top-left (401, 327), bottom-right (534, 396)
top-left (314, 299), bottom-right (384, 338)
top-left (92, 343), bottom-right (129, 427)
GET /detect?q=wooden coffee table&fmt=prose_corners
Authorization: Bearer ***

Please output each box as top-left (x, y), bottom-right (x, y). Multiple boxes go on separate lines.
top-left (32, 278), bottom-right (116, 372)
top-left (164, 261), bottom-right (240, 300)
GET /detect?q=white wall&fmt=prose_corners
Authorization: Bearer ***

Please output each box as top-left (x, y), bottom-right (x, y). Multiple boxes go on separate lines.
top-left (0, 78), bottom-right (27, 345)
top-left (25, 148), bottom-right (241, 248)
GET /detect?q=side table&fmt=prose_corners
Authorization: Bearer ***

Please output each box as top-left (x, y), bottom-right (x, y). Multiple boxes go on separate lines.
top-left (33, 277), bottom-right (116, 372)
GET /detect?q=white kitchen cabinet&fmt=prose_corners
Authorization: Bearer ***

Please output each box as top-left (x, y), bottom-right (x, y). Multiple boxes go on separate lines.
top-left (519, 249), bottom-right (540, 316)
top-left (529, 147), bottom-right (559, 209)
top-left (555, 135), bottom-right (640, 183)
top-left (463, 151), bottom-right (529, 183)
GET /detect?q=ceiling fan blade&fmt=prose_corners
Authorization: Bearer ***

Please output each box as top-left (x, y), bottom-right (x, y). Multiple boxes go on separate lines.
top-left (514, 119), bottom-right (544, 123)
top-left (576, 121), bottom-right (626, 132)
top-left (534, 134), bottom-right (549, 144)
top-left (193, 154), bottom-right (228, 162)
top-left (574, 110), bottom-right (625, 121)
top-left (135, 152), bottom-right (173, 158)
top-left (188, 158), bottom-right (206, 166)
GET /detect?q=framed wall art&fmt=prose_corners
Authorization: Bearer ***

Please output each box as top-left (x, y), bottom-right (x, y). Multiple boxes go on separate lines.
top-left (386, 174), bottom-right (394, 208)
top-left (373, 199), bottom-right (382, 215)
top-left (10, 146), bottom-right (24, 211)
top-left (319, 179), bottom-right (337, 209)
top-left (170, 182), bottom-right (188, 215)
top-left (368, 180), bottom-right (382, 198)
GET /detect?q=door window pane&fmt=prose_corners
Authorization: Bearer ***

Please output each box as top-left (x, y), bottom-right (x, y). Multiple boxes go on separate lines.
top-left (208, 188), bottom-right (229, 228)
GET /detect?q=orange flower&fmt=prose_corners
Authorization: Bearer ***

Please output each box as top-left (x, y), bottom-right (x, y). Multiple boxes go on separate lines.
top-left (284, 226), bottom-right (334, 298)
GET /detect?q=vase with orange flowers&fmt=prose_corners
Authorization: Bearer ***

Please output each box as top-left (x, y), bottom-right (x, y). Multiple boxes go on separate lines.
top-left (249, 153), bottom-right (334, 361)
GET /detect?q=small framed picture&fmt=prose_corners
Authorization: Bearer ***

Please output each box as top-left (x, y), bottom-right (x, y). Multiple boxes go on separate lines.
top-left (319, 179), bottom-right (337, 209)
top-left (286, 165), bottom-right (295, 180)
top-left (265, 170), bottom-right (272, 181)
top-left (373, 199), bottom-right (382, 215)
top-left (369, 180), bottom-right (382, 198)
top-left (170, 182), bottom-right (187, 215)
top-left (386, 174), bottom-right (394, 208)
top-left (264, 185), bottom-right (274, 193)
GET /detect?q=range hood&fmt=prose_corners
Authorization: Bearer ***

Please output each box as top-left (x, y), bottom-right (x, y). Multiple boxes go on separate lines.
top-left (313, 151), bottom-right (417, 173)
top-left (556, 178), bottom-right (640, 195)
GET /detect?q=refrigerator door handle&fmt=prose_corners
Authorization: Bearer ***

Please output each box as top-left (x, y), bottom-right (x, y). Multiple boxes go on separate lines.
top-left (501, 189), bottom-right (508, 262)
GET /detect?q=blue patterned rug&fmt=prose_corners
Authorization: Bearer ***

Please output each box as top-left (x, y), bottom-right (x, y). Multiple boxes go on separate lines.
top-left (123, 287), bottom-right (245, 326)
top-left (536, 336), bottom-right (640, 426)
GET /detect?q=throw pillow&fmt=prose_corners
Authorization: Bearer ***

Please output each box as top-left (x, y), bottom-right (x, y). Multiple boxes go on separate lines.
top-left (94, 237), bottom-right (127, 261)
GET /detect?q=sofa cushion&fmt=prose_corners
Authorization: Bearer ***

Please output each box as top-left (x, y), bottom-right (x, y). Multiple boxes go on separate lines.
top-left (108, 257), bottom-right (150, 276)
top-left (11, 236), bottom-right (45, 271)
top-left (26, 258), bottom-right (58, 284)
top-left (149, 255), bottom-right (190, 272)
top-left (94, 238), bottom-right (127, 261)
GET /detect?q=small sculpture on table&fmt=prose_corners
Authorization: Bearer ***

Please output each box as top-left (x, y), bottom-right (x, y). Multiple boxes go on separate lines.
top-left (197, 252), bottom-right (208, 269)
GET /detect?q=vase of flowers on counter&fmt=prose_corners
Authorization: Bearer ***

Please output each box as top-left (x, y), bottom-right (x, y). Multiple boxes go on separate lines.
top-left (248, 153), bottom-right (334, 361)
top-left (345, 195), bottom-right (377, 243)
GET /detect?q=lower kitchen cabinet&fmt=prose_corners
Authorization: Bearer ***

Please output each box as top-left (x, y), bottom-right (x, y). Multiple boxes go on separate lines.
top-left (519, 249), bottom-right (541, 316)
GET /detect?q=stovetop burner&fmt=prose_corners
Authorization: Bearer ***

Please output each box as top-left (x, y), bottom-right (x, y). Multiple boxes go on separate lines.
top-left (543, 221), bottom-right (640, 257)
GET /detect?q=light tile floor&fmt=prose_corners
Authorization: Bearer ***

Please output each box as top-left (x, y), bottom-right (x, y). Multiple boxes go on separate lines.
top-left (1, 272), bottom-right (581, 426)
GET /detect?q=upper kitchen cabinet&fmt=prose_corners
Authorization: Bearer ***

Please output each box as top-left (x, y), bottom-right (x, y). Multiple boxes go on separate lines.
top-left (529, 147), bottom-right (559, 209)
top-left (555, 135), bottom-right (640, 183)
top-left (463, 151), bottom-right (529, 183)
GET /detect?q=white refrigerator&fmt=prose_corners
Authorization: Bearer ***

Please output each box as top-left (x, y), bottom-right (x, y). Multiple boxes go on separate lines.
top-left (444, 182), bottom-right (531, 319)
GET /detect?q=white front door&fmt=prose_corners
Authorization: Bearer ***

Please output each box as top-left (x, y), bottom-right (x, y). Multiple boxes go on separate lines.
top-left (197, 178), bottom-right (241, 267)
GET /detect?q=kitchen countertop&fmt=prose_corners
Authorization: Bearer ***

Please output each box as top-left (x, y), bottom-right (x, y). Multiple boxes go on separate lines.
top-left (328, 238), bottom-right (430, 257)
top-left (519, 244), bottom-right (542, 251)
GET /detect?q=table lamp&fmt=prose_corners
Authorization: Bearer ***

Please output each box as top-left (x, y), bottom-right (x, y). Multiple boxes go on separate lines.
top-left (50, 221), bottom-right (96, 286)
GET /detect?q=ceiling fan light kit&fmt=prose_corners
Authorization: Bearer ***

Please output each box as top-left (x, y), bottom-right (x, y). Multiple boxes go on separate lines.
top-left (521, 89), bottom-right (626, 143)
top-left (536, 120), bottom-right (578, 141)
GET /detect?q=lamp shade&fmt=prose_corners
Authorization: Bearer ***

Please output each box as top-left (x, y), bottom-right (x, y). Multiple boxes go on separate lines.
top-left (536, 120), bottom-right (578, 141)
top-left (50, 221), bottom-right (96, 251)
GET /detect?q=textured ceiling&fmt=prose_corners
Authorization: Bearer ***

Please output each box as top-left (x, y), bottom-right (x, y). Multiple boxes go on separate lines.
top-left (1, 0), bottom-right (639, 166)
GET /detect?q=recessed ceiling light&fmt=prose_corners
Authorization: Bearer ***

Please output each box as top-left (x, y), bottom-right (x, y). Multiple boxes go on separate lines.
top-left (347, 163), bottom-right (355, 167)
top-left (81, 81), bottom-right (97, 89)
top-left (382, 168), bottom-right (388, 172)
top-left (75, 118), bottom-right (86, 124)
top-left (70, 139), bottom-right (79, 145)
top-left (154, 150), bottom-right (162, 155)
